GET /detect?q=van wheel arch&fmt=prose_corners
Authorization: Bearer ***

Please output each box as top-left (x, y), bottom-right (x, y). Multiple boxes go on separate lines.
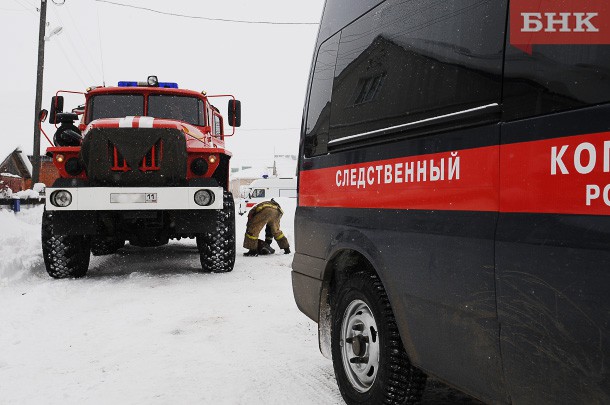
top-left (321, 249), bottom-right (426, 403)
top-left (318, 249), bottom-right (415, 359)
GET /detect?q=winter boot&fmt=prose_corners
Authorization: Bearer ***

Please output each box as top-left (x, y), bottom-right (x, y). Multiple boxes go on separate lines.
top-left (244, 249), bottom-right (258, 257)
top-left (258, 240), bottom-right (275, 255)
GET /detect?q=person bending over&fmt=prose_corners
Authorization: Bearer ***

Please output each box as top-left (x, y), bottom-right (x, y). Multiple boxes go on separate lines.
top-left (243, 199), bottom-right (290, 256)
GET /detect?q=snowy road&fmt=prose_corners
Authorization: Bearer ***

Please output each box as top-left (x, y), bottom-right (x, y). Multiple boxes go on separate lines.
top-left (0, 203), bottom-right (480, 404)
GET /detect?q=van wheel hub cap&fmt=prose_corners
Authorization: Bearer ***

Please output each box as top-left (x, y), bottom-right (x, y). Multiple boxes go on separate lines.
top-left (340, 299), bottom-right (380, 393)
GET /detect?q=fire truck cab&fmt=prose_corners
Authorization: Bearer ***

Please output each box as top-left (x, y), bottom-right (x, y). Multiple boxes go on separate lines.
top-left (41, 76), bottom-right (241, 278)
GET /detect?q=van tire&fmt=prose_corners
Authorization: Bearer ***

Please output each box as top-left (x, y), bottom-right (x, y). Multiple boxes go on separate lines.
top-left (41, 211), bottom-right (91, 279)
top-left (196, 191), bottom-right (236, 273)
top-left (331, 271), bottom-right (426, 404)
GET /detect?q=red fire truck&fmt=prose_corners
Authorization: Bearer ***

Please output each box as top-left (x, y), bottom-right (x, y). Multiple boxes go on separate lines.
top-left (41, 76), bottom-right (241, 278)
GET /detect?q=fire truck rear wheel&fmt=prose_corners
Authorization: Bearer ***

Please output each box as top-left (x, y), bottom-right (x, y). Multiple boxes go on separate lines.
top-left (41, 211), bottom-right (91, 279)
top-left (331, 270), bottom-right (426, 404)
top-left (196, 191), bottom-right (236, 273)
top-left (91, 237), bottom-right (125, 256)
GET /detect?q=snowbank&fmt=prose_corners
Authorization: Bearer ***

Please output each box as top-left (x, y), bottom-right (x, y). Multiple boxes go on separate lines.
top-left (0, 205), bottom-right (44, 284)
top-left (14, 189), bottom-right (43, 200)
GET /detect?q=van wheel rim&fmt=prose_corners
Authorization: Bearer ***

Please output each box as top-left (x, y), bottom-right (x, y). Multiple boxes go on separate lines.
top-left (340, 299), bottom-right (380, 393)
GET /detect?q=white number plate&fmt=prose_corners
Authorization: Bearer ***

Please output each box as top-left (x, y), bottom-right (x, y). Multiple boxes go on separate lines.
top-left (110, 193), bottom-right (158, 204)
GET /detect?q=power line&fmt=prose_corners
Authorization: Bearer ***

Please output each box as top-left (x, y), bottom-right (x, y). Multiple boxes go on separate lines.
top-left (11, 0), bottom-right (35, 13)
top-left (94, 0), bottom-right (319, 25)
top-left (19, 0), bottom-right (37, 8)
top-left (50, 5), bottom-right (99, 84)
top-left (95, 1), bottom-right (106, 86)
top-left (0, 7), bottom-right (31, 12)
top-left (54, 39), bottom-right (88, 87)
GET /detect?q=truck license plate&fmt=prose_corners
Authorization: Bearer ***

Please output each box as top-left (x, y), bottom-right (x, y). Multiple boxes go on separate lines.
top-left (110, 193), bottom-right (157, 204)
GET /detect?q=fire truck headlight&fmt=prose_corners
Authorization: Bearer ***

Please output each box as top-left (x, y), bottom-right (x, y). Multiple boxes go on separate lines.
top-left (147, 75), bottom-right (159, 86)
top-left (65, 158), bottom-right (84, 176)
top-left (51, 190), bottom-right (72, 207)
top-left (194, 190), bottom-right (214, 207)
top-left (190, 158), bottom-right (209, 176)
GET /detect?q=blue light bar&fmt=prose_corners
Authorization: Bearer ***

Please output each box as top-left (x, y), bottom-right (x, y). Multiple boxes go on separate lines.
top-left (118, 81), bottom-right (138, 87)
top-left (159, 82), bottom-right (179, 88)
top-left (117, 81), bottom-right (178, 88)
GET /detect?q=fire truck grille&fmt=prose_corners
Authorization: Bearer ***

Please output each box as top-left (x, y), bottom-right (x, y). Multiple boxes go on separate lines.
top-left (80, 127), bottom-right (188, 187)
top-left (109, 140), bottom-right (163, 172)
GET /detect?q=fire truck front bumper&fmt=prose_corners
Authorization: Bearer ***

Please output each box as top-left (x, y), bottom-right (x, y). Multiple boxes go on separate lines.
top-left (45, 187), bottom-right (224, 211)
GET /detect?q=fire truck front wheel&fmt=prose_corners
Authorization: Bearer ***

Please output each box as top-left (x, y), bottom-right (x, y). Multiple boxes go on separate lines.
top-left (41, 211), bottom-right (91, 279)
top-left (196, 191), bottom-right (236, 273)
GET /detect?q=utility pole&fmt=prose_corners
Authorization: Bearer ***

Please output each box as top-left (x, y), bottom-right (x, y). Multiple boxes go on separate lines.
top-left (32, 0), bottom-right (47, 185)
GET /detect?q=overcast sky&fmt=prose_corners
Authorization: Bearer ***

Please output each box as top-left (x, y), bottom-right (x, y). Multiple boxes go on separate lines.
top-left (0, 0), bottom-right (324, 169)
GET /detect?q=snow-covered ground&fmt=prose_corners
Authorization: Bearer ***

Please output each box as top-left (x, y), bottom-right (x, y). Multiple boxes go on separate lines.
top-left (0, 201), bottom-right (478, 405)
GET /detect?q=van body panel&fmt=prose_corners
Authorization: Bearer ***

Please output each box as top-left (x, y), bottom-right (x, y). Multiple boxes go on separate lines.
top-left (497, 105), bottom-right (610, 404)
top-left (291, 270), bottom-right (323, 323)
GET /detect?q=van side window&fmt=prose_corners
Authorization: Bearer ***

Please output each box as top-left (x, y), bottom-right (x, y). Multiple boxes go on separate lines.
top-left (328, 0), bottom-right (506, 143)
top-left (304, 34), bottom-right (340, 157)
top-left (503, 43), bottom-right (610, 121)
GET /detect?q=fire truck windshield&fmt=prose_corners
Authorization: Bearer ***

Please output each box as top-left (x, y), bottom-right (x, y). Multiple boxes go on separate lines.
top-left (89, 94), bottom-right (144, 122)
top-left (148, 95), bottom-right (205, 126)
top-left (87, 94), bottom-right (205, 126)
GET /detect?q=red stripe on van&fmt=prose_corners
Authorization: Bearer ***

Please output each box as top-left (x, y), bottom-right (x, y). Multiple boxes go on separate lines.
top-left (500, 131), bottom-right (610, 215)
top-left (300, 131), bottom-right (610, 216)
top-left (299, 146), bottom-right (499, 212)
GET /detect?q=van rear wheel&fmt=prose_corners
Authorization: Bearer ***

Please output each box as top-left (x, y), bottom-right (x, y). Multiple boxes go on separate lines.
top-left (331, 271), bottom-right (426, 404)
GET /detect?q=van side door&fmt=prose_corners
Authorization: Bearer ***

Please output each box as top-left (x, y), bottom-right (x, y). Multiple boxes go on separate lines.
top-left (298, 0), bottom-right (510, 401)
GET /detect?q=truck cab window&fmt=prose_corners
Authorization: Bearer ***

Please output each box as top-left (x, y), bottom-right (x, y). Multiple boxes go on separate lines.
top-left (148, 95), bottom-right (205, 126)
top-left (213, 113), bottom-right (223, 136)
top-left (88, 94), bottom-right (144, 122)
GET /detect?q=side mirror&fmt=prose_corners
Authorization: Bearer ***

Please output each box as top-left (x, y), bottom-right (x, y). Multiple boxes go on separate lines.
top-left (39, 109), bottom-right (48, 123)
top-left (49, 96), bottom-right (64, 124)
top-left (228, 99), bottom-right (241, 127)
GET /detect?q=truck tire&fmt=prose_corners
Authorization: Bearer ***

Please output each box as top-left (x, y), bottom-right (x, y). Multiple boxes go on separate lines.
top-left (41, 211), bottom-right (91, 279)
top-left (91, 237), bottom-right (125, 256)
top-left (196, 191), bottom-right (236, 273)
top-left (331, 271), bottom-right (426, 405)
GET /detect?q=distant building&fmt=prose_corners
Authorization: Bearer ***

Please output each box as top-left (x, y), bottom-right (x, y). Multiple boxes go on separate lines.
top-left (0, 146), bottom-right (60, 194)
top-left (34, 155), bottom-right (60, 188)
top-left (0, 146), bottom-right (32, 192)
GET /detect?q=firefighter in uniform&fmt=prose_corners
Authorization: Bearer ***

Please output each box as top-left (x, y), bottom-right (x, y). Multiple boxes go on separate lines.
top-left (243, 199), bottom-right (291, 256)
